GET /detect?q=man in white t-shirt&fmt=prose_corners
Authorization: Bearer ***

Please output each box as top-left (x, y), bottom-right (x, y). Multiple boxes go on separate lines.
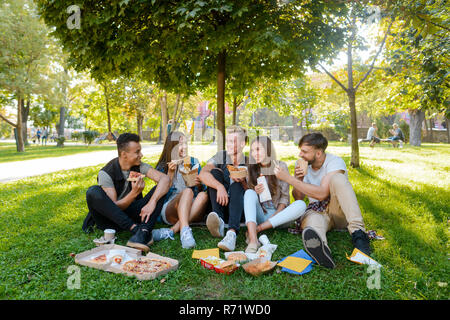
top-left (274, 132), bottom-right (370, 269)
top-left (367, 123), bottom-right (380, 147)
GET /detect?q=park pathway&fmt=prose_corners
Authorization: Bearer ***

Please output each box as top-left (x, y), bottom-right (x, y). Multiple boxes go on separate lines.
top-left (0, 144), bottom-right (163, 183)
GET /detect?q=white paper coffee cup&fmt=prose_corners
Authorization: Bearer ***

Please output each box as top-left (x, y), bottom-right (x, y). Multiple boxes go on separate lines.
top-left (104, 229), bottom-right (116, 241)
top-left (258, 234), bottom-right (270, 246)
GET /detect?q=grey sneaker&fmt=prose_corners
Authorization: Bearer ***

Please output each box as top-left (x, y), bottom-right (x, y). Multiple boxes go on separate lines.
top-left (218, 230), bottom-right (236, 252)
top-left (206, 212), bottom-right (225, 238)
top-left (302, 227), bottom-right (335, 269)
top-left (152, 228), bottom-right (174, 241)
top-left (180, 226), bottom-right (196, 249)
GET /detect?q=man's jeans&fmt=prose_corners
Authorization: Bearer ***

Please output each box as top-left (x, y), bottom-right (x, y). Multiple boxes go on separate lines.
top-left (207, 168), bottom-right (245, 234)
top-left (85, 185), bottom-right (164, 232)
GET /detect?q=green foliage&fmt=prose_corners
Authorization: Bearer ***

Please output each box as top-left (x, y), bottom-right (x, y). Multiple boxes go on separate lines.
top-left (383, 0), bottom-right (449, 112)
top-left (82, 130), bottom-right (99, 146)
top-left (36, 0), bottom-right (347, 94)
top-left (56, 136), bottom-right (66, 147)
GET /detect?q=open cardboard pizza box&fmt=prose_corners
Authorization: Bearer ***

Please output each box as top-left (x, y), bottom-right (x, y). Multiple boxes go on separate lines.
top-left (75, 244), bottom-right (179, 280)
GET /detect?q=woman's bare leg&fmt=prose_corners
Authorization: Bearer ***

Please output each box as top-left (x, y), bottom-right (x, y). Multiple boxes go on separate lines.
top-left (246, 221), bottom-right (258, 245)
top-left (188, 191), bottom-right (209, 223)
top-left (174, 188), bottom-right (194, 233)
top-left (256, 220), bottom-right (274, 233)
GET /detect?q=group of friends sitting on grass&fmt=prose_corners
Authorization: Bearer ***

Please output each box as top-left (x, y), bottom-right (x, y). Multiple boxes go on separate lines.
top-left (82, 126), bottom-right (371, 269)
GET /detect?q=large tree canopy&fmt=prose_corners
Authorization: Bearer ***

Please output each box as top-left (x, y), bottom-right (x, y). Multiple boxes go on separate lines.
top-left (37, 0), bottom-right (348, 148)
top-left (382, 0), bottom-right (449, 146)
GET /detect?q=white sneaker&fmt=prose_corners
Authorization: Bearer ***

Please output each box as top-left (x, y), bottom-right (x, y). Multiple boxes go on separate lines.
top-left (206, 212), bottom-right (224, 238)
top-left (218, 230), bottom-right (236, 252)
top-left (180, 226), bottom-right (196, 249)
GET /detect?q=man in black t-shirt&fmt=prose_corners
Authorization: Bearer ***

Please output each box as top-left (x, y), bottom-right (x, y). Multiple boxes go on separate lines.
top-left (199, 126), bottom-right (248, 252)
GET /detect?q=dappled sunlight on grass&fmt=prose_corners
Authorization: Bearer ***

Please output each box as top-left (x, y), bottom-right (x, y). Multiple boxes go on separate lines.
top-left (0, 142), bottom-right (448, 299)
top-left (0, 144), bottom-right (118, 163)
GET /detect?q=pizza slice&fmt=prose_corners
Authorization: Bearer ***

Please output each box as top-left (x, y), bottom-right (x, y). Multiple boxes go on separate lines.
top-left (90, 254), bottom-right (108, 264)
top-left (127, 171), bottom-right (145, 182)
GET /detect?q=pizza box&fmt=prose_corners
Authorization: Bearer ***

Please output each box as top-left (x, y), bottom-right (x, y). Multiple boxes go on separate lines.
top-left (74, 244), bottom-right (179, 280)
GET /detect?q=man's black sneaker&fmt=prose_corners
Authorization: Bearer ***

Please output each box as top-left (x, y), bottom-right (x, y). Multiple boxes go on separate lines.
top-left (126, 225), bottom-right (154, 252)
top-left (351, 229), bottom-right (371, 256)
top-left (302, 227), bottom-right (336, 269)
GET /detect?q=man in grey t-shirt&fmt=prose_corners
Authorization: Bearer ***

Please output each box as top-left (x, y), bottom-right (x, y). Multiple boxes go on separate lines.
top-left (83, 133), bottom-right (170, 252)
top-left (275, 132), bottom-right (370, 269)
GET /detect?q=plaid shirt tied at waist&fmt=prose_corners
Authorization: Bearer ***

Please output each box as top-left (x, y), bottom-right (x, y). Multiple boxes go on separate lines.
top-left (288, 197), bottom-right (330, 235)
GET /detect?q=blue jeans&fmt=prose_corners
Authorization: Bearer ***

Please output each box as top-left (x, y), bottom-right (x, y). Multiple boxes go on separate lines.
top-left (244, 189), bottom-right (306, 228)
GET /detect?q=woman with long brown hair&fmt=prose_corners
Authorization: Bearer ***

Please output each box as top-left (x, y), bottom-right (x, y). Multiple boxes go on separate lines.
top-left (152, 131), bottom-right (209, 249)
top-left (244, 136), bottom-right (306, 253)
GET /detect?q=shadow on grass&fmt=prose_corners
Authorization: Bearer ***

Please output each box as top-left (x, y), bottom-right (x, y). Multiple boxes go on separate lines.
top-left (353, 166), bottom-right (448, 282)
top-left (355, 166), bottom-right (449, 224)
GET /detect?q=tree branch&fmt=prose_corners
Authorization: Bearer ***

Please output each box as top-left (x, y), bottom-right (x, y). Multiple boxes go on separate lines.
top-left (0, 113), bottom-right (17, 127)
top-left (355, 19), bottom-right (394, 91)
top-left (416, 14), bottom-right (450, 31)
top-left (318, 63), bottom-right (348, 93)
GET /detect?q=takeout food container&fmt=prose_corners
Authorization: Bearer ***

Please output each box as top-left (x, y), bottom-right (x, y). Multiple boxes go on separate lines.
top-left (180, 162), bottom-right (199, 187)
top-left (242, 257), bottom-right (277, 276)
top-left (200, 256), bottom-right (222, 270)
top-left (181, 169), bottom-right (198, 187)
top-left (227, 165), bottom-right (248, 179)
top-left (200, 256), bottom-right (238, 275)
top-left (74, 244), bottom-right (178, 280)
top-left (214, 261), bottom-right (239, 275)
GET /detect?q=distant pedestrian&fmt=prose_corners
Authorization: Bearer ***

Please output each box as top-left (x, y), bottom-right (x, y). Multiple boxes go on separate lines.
top-left (36, 129), bottom-right (41, 144)
top-left (41, 128), bottom-right (48, 146)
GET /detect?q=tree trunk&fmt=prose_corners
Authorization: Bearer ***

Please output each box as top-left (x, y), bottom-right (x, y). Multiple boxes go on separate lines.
top-left (137, 111), bottom-right (143, 139)
top-left (446, 118), bottom-right (450, 143)
top-left (428, 118), bottom-right (434, 142)
top-left (103, 84), bottom-right (112, 134)
top-left (217, 50), bottom-right (226, 151)
top-left (348, 89), bottom-right (360, 167)
top-left (232, 96), bottom-right (237, 125)
top-left (16, 96), bottom-right (24, 152)
top-left (21, 99), bottom-right (30, 146)
top-left (409, 108), bottom-right (425, 146)
top-left (57, 68), bottom-right (69, 147)
top-left (175, 99), bottom-right (184, 129)
top-left (57, 106), bottom-right (66, 147)
top-left (160, 91), bottom-right (168, 142)
top-left (171, 94), bottom-right (181, 133)
top-left (346, 20), bottom-right (360, 168)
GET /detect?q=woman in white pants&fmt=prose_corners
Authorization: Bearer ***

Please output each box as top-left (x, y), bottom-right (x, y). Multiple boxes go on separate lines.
top-left (244, 136), bottom-right (306, 253)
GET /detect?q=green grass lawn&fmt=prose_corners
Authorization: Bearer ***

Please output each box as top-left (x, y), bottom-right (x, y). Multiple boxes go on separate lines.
top-left (0, 142), bottom-right (118, 163)
top-left (0, 142), bottom-right (448, 300)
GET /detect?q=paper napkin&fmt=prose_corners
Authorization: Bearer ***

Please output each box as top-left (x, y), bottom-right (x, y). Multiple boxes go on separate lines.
top-left (346, 248), bottom-right (381, 267)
